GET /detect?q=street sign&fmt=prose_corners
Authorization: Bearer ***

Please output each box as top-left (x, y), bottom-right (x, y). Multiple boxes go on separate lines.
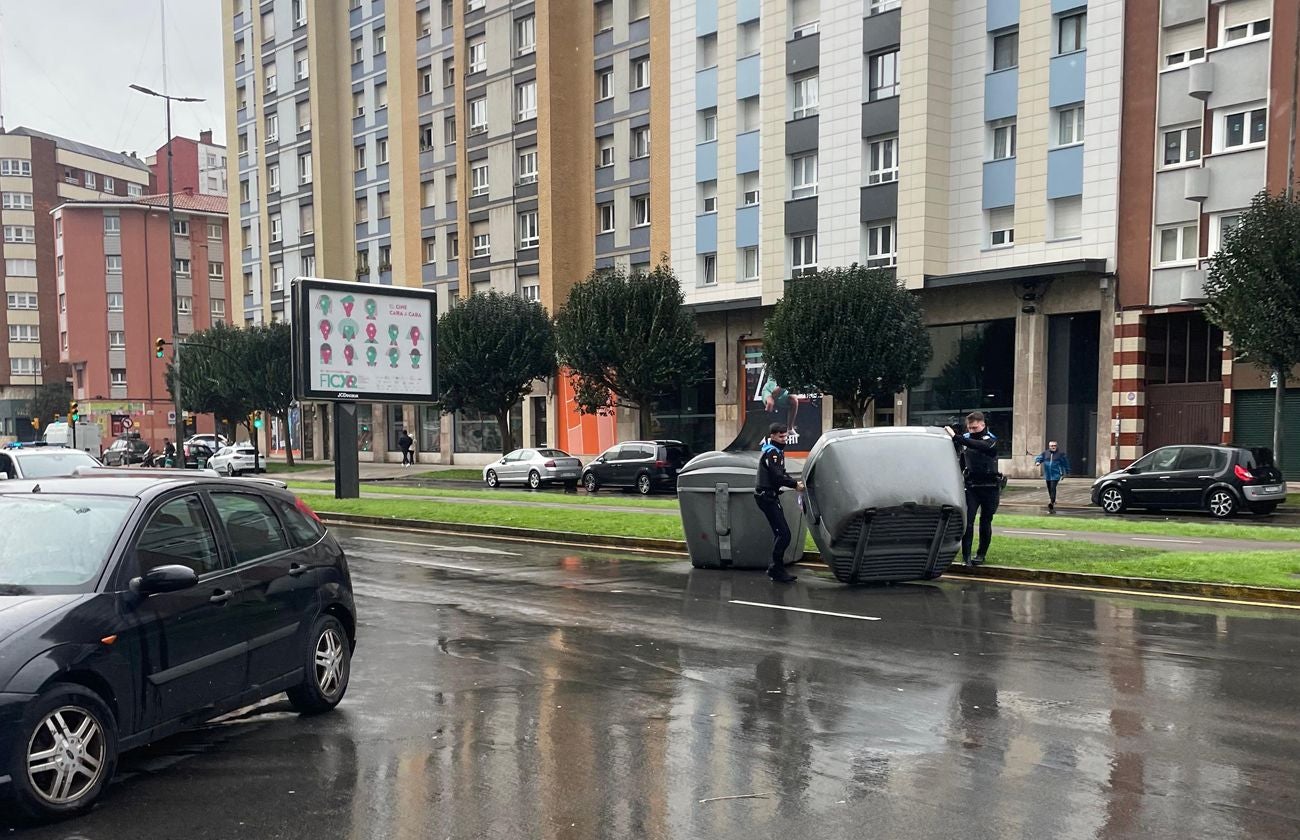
top-left (121, 417), bottom-right (134, 430)
top-left (167, 411), bottom-right (176, 424)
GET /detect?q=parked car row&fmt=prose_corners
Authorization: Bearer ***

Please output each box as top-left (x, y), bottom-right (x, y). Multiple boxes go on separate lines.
top-left (480, 440), bottom-right (694, 495)
top-left (1092, 444), bottom-right (1285, 518)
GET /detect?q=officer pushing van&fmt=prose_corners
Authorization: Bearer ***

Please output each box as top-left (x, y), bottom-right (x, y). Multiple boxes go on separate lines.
top-left (755, 423), bottom-right (804, 583)
top-left (945, 411), bottom-right (1001, 567)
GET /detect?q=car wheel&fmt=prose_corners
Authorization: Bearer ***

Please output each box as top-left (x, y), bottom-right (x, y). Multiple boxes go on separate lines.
top-left (583, 472), bottom-right (599, 493)
top-left (636, 472), bottom-right (652, 496)
top-left (1207, 489), bottom-right (1238, 519)
top-left (485, 469), bottom-right (499, 488)
top-left (528, 470), bottom-right (542, 490)
top-left (287, 614), bottom-right (352, 715)
top-left (8, 684), bottom-right (118, 822)
top-left (1251, 502), bottom-right (1279, 515)
top-left (1099, 485), bottom-right (1127, 515)
top-left (225, 464), bottom-right (238, 477)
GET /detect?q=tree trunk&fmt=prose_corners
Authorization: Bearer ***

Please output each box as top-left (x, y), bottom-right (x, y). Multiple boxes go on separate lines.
top-left (638, 403), bottom-right (654, 439)
top-left (245, 421), bottom-right (261, 474)
top-left (1275, 365), bottom-right (1286, 471)
top-left (280, 412), bottom-right (295, 466)
top-left (496, 407), bottom-right (515, 454)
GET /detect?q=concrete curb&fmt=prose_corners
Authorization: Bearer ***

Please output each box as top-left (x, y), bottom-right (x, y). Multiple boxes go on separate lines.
top-left (319, 511), bottom-right (1300, 608)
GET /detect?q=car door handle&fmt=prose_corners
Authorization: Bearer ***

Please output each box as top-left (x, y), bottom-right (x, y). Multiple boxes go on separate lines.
top-left (1159, 476), bottom-right (1171, 480)
top-left (1197, 476), bottom-right (1213, 479)
top-left (209, 589), bottom-right (233, 605)
top-left (288, 563), bottom-right (308, 577)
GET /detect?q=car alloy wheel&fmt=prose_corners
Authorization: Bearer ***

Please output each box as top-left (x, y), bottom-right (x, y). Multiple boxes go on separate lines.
top-left (1208, 490), bottom-right (1237, 519)
top-left (314, 626), bottom-right (348, 699)
top-left (528, 470), bottom-right (541, 489)
top-left (26, 706), bottom-right (107, 807)
top-left (1100, 486), bottom-right (1126, 514)
top-left (226, 464), bottom-right (237, 477)
top-left (583, 473), bottom-right (599, 493)
top-left (486, 469), bottom-right (499, 488)
top-left (287, 615), bottom-right (352, 715)
top-left (637, 473), bottom-right (652, 495)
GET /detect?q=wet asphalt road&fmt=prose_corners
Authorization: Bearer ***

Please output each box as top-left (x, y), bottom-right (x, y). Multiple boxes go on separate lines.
top-left (10, 526), bottom-right (1300, 839)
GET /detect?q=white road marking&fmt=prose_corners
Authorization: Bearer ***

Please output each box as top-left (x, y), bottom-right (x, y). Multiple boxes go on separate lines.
top-left (729, 600), bottom-right (881, 622)
top-left (1004, 529), bottom-right (1071, 537)
top-left (1130, 537), bottom-right (1203, 545)
top-left (352, 536), bottom-right (518, 556)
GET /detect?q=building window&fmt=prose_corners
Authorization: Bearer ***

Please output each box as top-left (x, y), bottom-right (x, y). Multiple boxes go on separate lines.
top-left (595, 0), bottom-right (613, 32)
top-left (992, 29), bottom-right (1019, 71)
top-left (376, 83), bottom-right (388, 111)
top-left (272, 264), bottom-right (285, 291)
top-left (1057, 12), bottom-right (1086, 53)
top-left (597, 70), bottom-right (613, 101)
top-left (1145, 312), bottom-right (1224, 385)
top-left (1165, 46), bottom-right (1205, 68)
top-left (700, 108), bottom-right (718, 143)
top-left (104, 176), bottom-right (115, 193)
top-left (791, 153), bottom-right (818, 199)
top-left (471, 163), bottom-right (489, 196)
top-left (630, 0), bottom-right (649, 20)
top-left (1055, 105), bottom-right (1085, 146)
top-left (1209, 212), bottom-right (1244, 254)
top-left (207, 223), bottom-right (222, 240)
top-left (741, 172), bottom-right (761, 206)
top-left (738, 20), bottom-right (761, 57)
top-left (791, 233), bottom-right (817, 276)
top-left (516, 80), bottom-right (537, 121)
top-left (3, 226), bottom-right (35, 243)
top-left (421, 68), bottom-right (433, 95)
top-left (420, 123), bottom-right (435, 151)
top-left (295, 51), bottom-right (309, 81)
top-left (8, 324), bottom-right (39, 343)
top-left (445, 114), bottom-right (457, 144)
top-left (444, 57), bottom-right (456, 87)
top-left (378, 191), bottom-right (391, 219)
top-left (174, 258), bottom-right (191, 276)
top-left (422, 180), bottom-right (437, 208)
top-left (698, 33), bottom-right (718, 68)
top-left (265, 113), bottom-right (279, 142)
top-left (424, 237), bottom-right (438, 264)
top-left (107, 293), bottom-right (124, 311)
top-left (376, 137), bottom-right (389, 164)
top-left (633, 195), bottom-right (651, 227)
top-left (110, 369), bottom-right (127, 387)
top-left (300, 203), bottom-right (315, 233)
top-left (868, 51), bottom-right (900, 100)
top-left (265, 65), bottom-right (278, 94)
top-left (1, 192), bottom-right (33, 209)
top-left (127, 184), bottom-right (143, 198)
top-left (298, 152), bottom-right (313, 184)
top-left (700, 180), bottom-right (717, 214)
top-left (1224, 17), bottom-right (1271, 44)
top-left (864, 220), bottom-right (897, 268)
top-left (868, 0), bottom-right (901, 13)
top-left (7, 292), bottom-right (38, 309)
top-left (59, 293), bottom-right (66, 312)
top-left (1220, 106), bottom-right (1267, 150)
top-left (518, 211), bottom-right (540, 248)
top-left (988, 207), bottom-right (1015, 247)
top-left (105, 330), bottom-right (126, 349)
top-left (268, 162), bottom-right (281, 192)
top-left (522, 283), bottom-right (541, 302)
top-left (1162, 125), bottom-right (1202, 167)
top-left (1157, 223), bottom-right (1198, 265)
top-left (355, 144), bottom-right (367, 171)
top-left (867, 136), bottom-right (898, 184)
top-left (84, 172), bottom-right (96, 189)
top-left (632, 127), bottom-right (650, 159)
top-left (172, 219), bottom-right (190, 236)
top-left (700, 253), bottom-right (717, 286)
top-left (57, 255), bottom-right (64, 276)
top-left (631, 58), bottom-right (650, 91)
top-left (598, 136), bottom-right (615, 168)
top-left (448, 232), bottom-right (459, 260)
top-left (209, 262), bottom-right (225, 280)
top-left (378, 244), bottom-right (391, 270)
top-left (212, 299), bottom-right (227, 319)
top-left (356, 249), bottom-right (370, 274)
top-left (0, 159), bottom-right (31, 176)
top-left (518, 149), bottom-right (538, 184)
top-left (302, 255), bottom-right (315, 277)
top-left (467, 0), bottom-right (486, 10)
top-left (5, 259), bottom-right (36, 277)
top-left (991, 118), bottom-right (1017, 160)
top-left (793, 73), bottom-right (818, 119)
top-left (106, 255), bottom-right (123, 273)
top-left (270, 214), bottom-right (283, 243)
top-left (355, 196), bottom-right (369, 222)
top-left (468, 39), bottom-right (487, 73)
top-left (598, 202), bottom-right (615, 233)
top-left (469, 97), bottom-right (488, 134)
top-left (742, 246), bottom-right (760, 281)
top-left (374, 27), bottom-right (386, 55)
top-left (472, 232), bottom-right (491, 258)
top-left (516, 15), bottom-right (536, 55)
top-left (1050, 195), bottom-right (1083, 240)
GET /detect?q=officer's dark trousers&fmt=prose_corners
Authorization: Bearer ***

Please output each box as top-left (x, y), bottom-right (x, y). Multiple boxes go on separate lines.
top-left (755, 492), bottom-right (790, 568)
top-left (962, 484), bottom-right (1000, 560)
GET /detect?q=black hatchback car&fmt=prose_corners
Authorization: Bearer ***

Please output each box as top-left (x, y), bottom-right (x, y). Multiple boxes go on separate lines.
top-left (0, 475), bottom-right (355, 821)
top-left (1091, 444), bottom-right (1286, 518)
top-left (581, 440), bottom-right (693, 495)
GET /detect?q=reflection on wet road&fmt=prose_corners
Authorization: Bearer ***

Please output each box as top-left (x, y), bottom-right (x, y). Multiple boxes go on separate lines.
top-left (11, 526), bottom-right (1300, 839)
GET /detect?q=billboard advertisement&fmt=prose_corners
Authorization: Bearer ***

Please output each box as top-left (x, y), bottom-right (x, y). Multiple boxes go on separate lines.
top-left (741, 342), bottom-right (823, 453)
top-left (292, 277), bottom-right (438, 403)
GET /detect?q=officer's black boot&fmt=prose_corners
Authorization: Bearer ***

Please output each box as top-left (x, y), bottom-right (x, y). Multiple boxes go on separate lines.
top-left (767, 563), bottom-right (797, 583)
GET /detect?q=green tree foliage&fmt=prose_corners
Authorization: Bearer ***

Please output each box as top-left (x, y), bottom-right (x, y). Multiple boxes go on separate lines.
top-left (436, 291), bottom-right (555, 453)
top-left (764, 265), bottom-right (931, 427)
top-left (554, 264), bottom-right (704, 438)
top-left (1204, 189), bottom-right (1300, 465)
top-left (30, 382), bottom-right (72, 429)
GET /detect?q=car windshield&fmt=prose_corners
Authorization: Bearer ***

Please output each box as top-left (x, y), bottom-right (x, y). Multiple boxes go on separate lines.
top-left (537, 449), bottom-right (569, 458)
top-left (15, 450), bottom-right (100, 478)
top-left (0, 495), bottom-right (136, 592)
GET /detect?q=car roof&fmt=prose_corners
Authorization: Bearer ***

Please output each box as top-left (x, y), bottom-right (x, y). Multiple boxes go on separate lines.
top-left (0, 474), bottom-right (286, 499)
top-left (9, 447), bottom-right (97, 458)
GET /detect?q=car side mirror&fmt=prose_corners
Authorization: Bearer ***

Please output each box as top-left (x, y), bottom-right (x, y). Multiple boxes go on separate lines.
top-left (131, 564), bottom-right (199, 595)
top-left (1125, 466), bottom-right (1140, 474)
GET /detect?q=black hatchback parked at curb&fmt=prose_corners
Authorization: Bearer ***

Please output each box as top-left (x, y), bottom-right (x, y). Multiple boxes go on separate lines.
top-left (582, 440), bottom-right (693, 495)
top-left (0, 475), bottom-right (356, 823)
top-left (1091, 444), bottom-right (1286, 518)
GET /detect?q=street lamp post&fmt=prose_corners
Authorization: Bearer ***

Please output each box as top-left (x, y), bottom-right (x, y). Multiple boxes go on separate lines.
top-left (129, 82), bottom-right (203, 465)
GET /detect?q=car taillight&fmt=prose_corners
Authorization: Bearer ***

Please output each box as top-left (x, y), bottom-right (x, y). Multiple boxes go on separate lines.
top-left (654, 460), bottom-right (669, 468)
top-left (295, 496), bottom-right (323, 524)
top-left (1233, 464), bottom-right (1253, 482)
top-left (544, 459), bottom-right (557, 468)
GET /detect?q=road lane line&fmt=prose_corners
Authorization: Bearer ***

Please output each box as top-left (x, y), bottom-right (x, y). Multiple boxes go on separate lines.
top-left (352, 536), bottom-right (516, 556)
top-left (941, 575), bottom-right (1300, 611)
top-left (1130, 537), bottom-right (1204, 545)
top-left (1004, 529), bottom-right (1071, 537)
top-left (729, 600), bottom-right (881, 621)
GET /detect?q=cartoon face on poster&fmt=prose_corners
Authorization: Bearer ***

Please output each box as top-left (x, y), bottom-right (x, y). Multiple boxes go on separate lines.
top-left (301, 281), bottom-right (436, 401)
top-left (742, 344), bottom-right (823, 451)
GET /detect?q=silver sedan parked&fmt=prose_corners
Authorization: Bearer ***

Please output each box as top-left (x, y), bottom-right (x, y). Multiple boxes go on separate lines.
top-left (483, 448), bottom-right (583, 489)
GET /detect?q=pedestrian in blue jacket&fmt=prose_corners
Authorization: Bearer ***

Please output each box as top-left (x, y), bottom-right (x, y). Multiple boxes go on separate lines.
top-left (1034, 441), bottom-right (1070, 513)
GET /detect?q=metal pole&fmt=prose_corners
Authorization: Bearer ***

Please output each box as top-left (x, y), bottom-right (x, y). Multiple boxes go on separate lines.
top-left (161, 0), bottom-right (185, 465)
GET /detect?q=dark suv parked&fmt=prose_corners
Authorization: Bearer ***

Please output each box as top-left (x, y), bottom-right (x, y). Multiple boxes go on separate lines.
top-left (582, 440), bottom-right (693, 495)
top-left (1091, 444), bottom-right (1286, 518)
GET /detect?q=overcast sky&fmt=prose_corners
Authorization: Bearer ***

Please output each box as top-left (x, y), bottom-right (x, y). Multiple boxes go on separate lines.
top-left (0, 0), bottom-right (227, 157)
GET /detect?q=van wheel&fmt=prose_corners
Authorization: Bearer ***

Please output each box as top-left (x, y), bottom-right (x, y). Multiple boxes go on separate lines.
top-left (1099, 485), bottom-right (1127, 514)
top-left (9, 684), bottom-right (118, 822)
top-left (1207, 489), bottom-right (1238, 519)
top-left (583, 473), bottom-right (599, 493)
top-left (636, 473), bottom-right (653, 495)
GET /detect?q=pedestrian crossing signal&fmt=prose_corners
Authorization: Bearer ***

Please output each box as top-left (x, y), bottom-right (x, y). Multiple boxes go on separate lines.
top-left (155, 337), bottom-right (166, 359)
top-left (69, 402), bottom-right (79, 423)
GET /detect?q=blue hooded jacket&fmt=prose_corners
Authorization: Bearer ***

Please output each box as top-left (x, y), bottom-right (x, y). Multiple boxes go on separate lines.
top-left (1034, 449), bottom-right (1071, 482)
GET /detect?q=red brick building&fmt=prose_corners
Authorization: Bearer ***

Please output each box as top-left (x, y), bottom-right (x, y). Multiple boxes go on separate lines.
top-left (146, 130), bottom-right (229, 198)
top-left (54, 192), bottom-right (230, 448)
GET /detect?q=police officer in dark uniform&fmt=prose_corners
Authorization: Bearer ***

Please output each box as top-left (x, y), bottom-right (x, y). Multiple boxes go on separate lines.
top-left (755, 423), bottom-right (804, 583)
top-left (945, 411), bottom-right (1001, 567)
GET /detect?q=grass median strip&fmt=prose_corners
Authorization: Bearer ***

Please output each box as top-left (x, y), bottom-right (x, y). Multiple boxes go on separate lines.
top-left (998, 514), bottom-right (1300, 543)
top-left (310, 496), bottom-right (1300, 590)
top-left (288, 480), bottom-right (682, 510)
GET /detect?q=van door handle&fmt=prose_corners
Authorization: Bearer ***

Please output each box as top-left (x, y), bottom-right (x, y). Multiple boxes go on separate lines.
top-left (1158, 476), bottom-right (1171, 480)
top-left (288, 563), bottom-right (307, 577)
top-left (209, 589), bottom-right (232, 605)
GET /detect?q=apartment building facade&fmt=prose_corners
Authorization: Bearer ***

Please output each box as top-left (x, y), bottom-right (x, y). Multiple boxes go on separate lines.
top-left (224, 0), bottom-right (670, 462)
top-left (146, 129), bottom-right (230, 197)
top-left (0, 127), bottom-right (152, 439)
top-left (1116, 0), bottom-right (1300, 478)
top-left (53, 192), bottom-right (232, 447)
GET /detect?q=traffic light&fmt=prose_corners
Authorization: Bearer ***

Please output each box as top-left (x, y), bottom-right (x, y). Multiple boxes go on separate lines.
top-left (252, 411), bottom-right (264, 430)
top-left (155, 337), bottom-right (166, 358)
top-left (69, 402), bottom-right (79, 423)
